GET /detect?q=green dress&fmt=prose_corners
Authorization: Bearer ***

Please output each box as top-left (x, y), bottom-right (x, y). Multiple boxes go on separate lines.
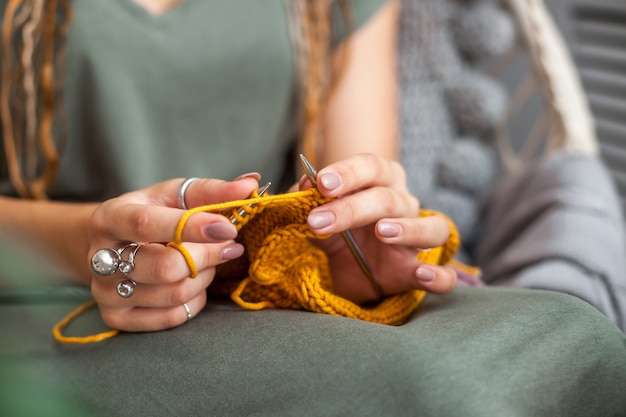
top-left (1, 2), bottom-right (626, 417)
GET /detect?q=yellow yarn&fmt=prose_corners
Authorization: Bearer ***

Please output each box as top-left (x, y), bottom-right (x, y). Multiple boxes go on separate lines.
top-left (53, 187), bottom-right (460, 343)
top-left (52, 300), bottom-right (119, 344)
top-left (224, 189), bottom-right (458, 325)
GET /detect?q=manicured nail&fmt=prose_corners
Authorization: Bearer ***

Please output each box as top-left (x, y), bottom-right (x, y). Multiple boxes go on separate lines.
top-left (319, 172), bottom-right (341, 191)
top-left (308, 211), bottom-right (335, 229)
top-left (221, 243), bottom-right (245, 261)
top-left (416, 266), bottom-right (436, 283)
top-left (233, 172), bottom-right (261, 181)
top-left (377, 221), bottom-right (402, 238)
top-left (204, 222), bottom-right (237, 240)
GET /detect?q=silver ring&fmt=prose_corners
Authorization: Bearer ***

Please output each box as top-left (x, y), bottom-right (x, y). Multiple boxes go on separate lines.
top-left (116, 279), bottom-right (137, 298)
top-left (91, 243), bottom-right (142, 276)
top-left (183, 303), bottom-right (192, 323)
top-left (177, 177), bottom-right (200, 210)
top-left (118, 244), bottom-right (141, 275)
top-left (90, 248), bottom-right (121, 276)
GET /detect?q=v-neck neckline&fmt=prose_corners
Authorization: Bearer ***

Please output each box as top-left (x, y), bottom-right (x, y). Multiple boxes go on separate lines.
top-left (121, 0), bottom-right (188, 21)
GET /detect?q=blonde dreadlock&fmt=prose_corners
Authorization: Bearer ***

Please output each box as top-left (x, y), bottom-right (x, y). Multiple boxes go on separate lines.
top-left (287, 0), bottom-right (352, 167)
top-left (1, 0), bottom-right (350, 199)
top-left (1, 0), bottom-right (71, 199)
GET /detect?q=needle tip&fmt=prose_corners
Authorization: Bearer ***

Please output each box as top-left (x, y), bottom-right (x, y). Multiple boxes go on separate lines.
top-left (299, 154), bottom-right (317, 186)
top-left (258, 182), bottom-right (271, 196)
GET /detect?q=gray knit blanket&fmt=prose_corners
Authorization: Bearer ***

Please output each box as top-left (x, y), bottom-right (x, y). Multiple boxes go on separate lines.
top-left (398, 0), bottom-right (626, 331)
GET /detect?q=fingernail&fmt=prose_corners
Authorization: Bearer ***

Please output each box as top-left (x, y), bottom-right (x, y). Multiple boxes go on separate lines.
top-left (377, 221), bottom-right (402, 238)
top-left (319, 172), bottom-right (341, 191)
top-left (416, 266), bottom-right (436, 283)
top-left (308, 211), bottom-right (335, 229)
top-left (233, 172), bottom-right (261, 181)
top-left (221, 243), bottom-right (245, 261)
top-left (204, 222), bottom-right (238, 240)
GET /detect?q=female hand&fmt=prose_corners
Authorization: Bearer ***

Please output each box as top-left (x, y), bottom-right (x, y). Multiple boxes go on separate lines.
top-left (88, 174), bottom-right (260, 332)
top-left (301, 154), bottom-right (457, 304)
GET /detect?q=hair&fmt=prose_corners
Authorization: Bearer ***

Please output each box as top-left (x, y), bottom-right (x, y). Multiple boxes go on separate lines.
top-left (1, 0), bottom-right (71, 199)
top-left (0, 0), bottom-right (351, 199)
top-left (287, 0), bottom-right (352, 168)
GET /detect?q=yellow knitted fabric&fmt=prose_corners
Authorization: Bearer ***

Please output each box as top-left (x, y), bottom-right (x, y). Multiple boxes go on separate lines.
top-left (53, 187), bottom-right (459, 343)
top-left (171, 187), bottom-right (459, 326)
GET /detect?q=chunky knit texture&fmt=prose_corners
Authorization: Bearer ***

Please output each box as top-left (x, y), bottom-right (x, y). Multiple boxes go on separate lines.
top-left (399, 0), bottom-right (514, 260)
top-left (54, 187), bottom-right (460, 343)
top-left (172, 188), bottom-right (459, 325)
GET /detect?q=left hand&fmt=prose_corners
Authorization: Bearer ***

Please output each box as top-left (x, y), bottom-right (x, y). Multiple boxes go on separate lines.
top-left (297, 153), bottom-right (457, 304)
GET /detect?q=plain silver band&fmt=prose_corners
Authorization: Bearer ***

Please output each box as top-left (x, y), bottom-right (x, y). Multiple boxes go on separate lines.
top-left (183, 303), bottom-right (192, 323)
top-left (177, 177), bottom-right (200, 210)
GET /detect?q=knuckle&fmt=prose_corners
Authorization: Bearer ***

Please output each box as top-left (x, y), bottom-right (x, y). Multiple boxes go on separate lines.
top-left (129, 207), bottom-right (152, 241)
top-left (390, 159), bottom-right (406, 180)
top-left (361, 152), bottom-right (380, 166)
top-left (89, 207), bottom-right (109, 235)
top-left (200, 245), bottom-right (220, 267)
top-left (167, 282), bottom-right (188, 306)
top-left (408, 194), bottom-right (420, 214)
top-left (162, 310), bottom-right (183, 329)
top-left (90, 279), bottom-right (106, 301)
top-left (412, 218), bottom-right (429, 238)
top-left (152, 253), bottom-right (179, 282)
top-left (441, 266), bottom-right (458, 292)
top-left (367, 155), bottom-right (385, 179)
top-left (340, 161), bottom-right (359, 184)
top-left (377, 187), bottom-right (398, 214)
top-left (412, 216), bottom-right (451, 246)
top-left (336, 198), bottom-right (359, 226)
top-left (100, 309), bottom-right (124, 330)
top-left (432, 216), bottom-right (451, 244)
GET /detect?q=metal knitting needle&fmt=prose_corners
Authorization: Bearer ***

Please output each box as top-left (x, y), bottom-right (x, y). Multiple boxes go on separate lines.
top-left (299, 154), bottom-right (383, 297)
top-left (230, 182), bottom-right (271, 225)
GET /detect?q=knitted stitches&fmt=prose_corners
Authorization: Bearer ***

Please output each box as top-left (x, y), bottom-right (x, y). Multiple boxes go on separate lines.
top-left (225, 189), bottom-right (459, 325)
top-left (54, 187), bottom-right (459, 343)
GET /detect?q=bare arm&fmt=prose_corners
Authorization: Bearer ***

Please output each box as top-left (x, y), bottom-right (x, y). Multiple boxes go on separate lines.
top-left (321, 0), bottom-right (399, 165)
top-left (0, 196), bottom-right (97, 285)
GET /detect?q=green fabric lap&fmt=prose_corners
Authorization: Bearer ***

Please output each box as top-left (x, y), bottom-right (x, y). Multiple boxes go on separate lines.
top-left (2, 286), bottom-right (625, 417)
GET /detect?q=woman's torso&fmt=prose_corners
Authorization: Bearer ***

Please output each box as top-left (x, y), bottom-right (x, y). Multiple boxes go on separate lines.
top-left (55, 0), bottom-right (297, 200)
top-left (0, 0), bottom-right (385, 200)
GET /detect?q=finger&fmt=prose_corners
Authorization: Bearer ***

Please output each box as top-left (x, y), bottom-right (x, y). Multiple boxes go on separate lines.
top-left (93, 267), bottom-right (214, 308)
top-left (127, 241), bottom-right (244, 283)
top-left (91, 241), bottom-right (245, 285)
top-left (91, 174), bottom-right (263, 243)
top-left (376, 261), bottom-right (457, 297)
top-left (123, 176), bottom-right (260, 208)
top-left (315, 153), bottom-right (407, 197)
top-left (100, 291), bottom-right (207, 332)
top-left (375, 216), bottom-right (450, 248)
top-left (90, 202), bottom-right (239, 244)
top-left (307, 186), bottom-right (419, 234)
top-left (176, 175), bottom-right (260, 209)
top-left (413, 264), bottom-right (457, 294)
